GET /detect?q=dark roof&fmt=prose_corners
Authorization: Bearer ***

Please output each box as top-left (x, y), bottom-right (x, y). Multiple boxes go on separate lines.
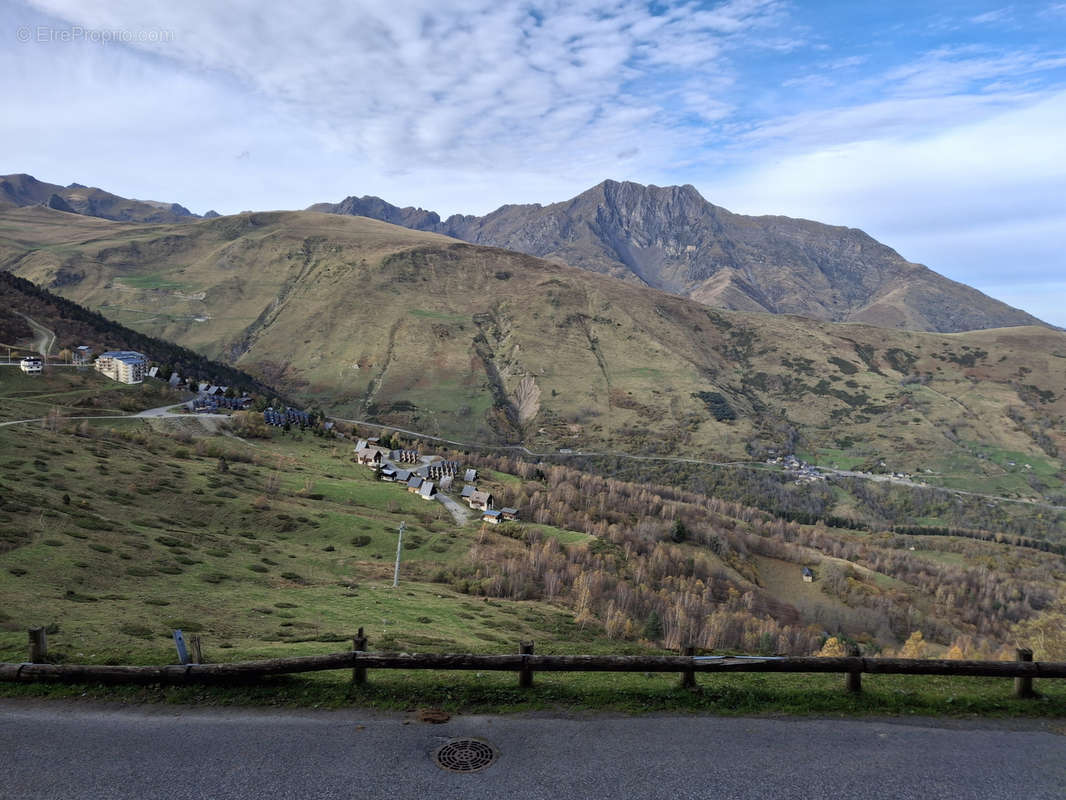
top-left (500, 507), bottom-right (518, 515)
top-left (802, 567), bottom-right (814, 576)
top-left (460, 485), bottom-right (475, 498)
top-left (407, 476), bottom-right (423, 488)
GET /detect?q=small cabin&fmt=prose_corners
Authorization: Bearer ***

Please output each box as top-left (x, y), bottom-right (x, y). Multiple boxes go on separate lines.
top-left (466, 490), bottom-right (494, 511)
top-left (802, 566), bottom-right (814, 583)
top-left (482, 509), bottom-right (502, 524)
top-left (419, 481), bottom-right (436, 500)
top-left (356, 448), bottom-right (382, 466)
top-left (500, 507), bottom-right (519, 522)
top-left (406, 475), bottom-right (424, 493)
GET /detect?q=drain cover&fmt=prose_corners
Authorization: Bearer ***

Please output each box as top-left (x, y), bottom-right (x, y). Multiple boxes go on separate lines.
top-left (434, 738), bottom-right (498, 773)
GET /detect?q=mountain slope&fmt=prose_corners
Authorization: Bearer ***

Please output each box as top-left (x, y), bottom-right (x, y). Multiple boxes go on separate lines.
top-left (2, 204), bottom-right (1064, 509)
top-left (311, 180), bottom-right (1044, 333)
top-left (0, 173), bottom-right (198, 224)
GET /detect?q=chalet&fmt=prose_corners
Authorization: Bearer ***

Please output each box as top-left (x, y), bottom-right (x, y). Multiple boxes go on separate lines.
top-left (464, 468), bottom-right (478, 482)
top-left (460, 485), bottom-right (476, 499)
top-left (72, 345), bottom-right (93, 365)
top-left (802, 567), bottom-right (814, 583)
top-left (95, 351), bottom-right (147, 384)
top-left (380, 467), bottom-right (397, 482)
top-left (355, 439), bottom-right (368, 451)
top-left (394, 469), bottom-right (412, 483)
top-left (147, 366), bottom-right (160, 379)
top-left (419, 481), bottom-right (436, 500)
top-left (406, 475), bottom-right (424, 493)
top-left (19, 357), bottom-right (42, 375)
top-left (438, 475), bottom-right (453, 492)
top-left (356, 448), bottom-right (382, 466)
top-left (482, 509), bottom-right (502, 524)
top-left (466, 490), bottom-right (494, 512)
top-left (500, 507), bottom-right (519, 522)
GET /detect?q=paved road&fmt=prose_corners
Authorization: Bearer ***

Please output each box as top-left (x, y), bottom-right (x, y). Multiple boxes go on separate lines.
top-left (1, 702), bottom-right (1063, 800)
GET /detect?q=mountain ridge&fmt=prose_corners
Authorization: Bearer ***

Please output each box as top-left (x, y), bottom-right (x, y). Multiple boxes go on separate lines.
top-left (311, 179), bottom-right (1045, 334)
top-left (0, 173), bottom-right (199, 224)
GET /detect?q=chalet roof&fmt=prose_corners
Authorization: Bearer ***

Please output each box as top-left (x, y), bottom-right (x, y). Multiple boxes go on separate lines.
top-left (407, 475), bottom-right (423, 489)
top-left (464, 468), bottom-right (477, 482)
top-left (460, 485), bottom-right (475, 498)
top-left (500, 507), bottom-right (518, 515)
top-left (802, 567), bottom-right (814, 576)
top-left (469, 490), bottom-right (493, 505)
top-left (420, 481), bottom-right (435, 498)
top-left (354, 439), bottom-right (368, 451)
top-left (394, 469), bottom-right (412, 482)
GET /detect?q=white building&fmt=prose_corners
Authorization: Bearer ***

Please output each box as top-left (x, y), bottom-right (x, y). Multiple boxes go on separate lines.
top-left (19, 357), bottom-right (43, 375)
top-left (95, 350), bottom-right (148, 384)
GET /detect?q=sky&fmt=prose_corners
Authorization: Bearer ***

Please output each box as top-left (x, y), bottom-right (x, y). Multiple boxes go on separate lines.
top-left (3, 0), bottom-right (1065, 325)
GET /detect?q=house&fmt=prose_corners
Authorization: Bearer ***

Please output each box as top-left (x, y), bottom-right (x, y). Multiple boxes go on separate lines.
top-left (464, 468), bottom-right (478, 482)
top-left (419, 481), bottom-right (436, 500)
top-left (19, 357), bottom-right (42, 375)
top-left (168, 372), bottom-right (181, 386)
top-left (147, 366), bottom-right (159, 379)
top-left (406, 475), bottom-right (424, 493)
top-left (394, 469), bottom-right (412, 483)
top-left (466, 490), bottom-right (494, 511)
top-left (380, 467), bottom-right (397, 482)
top-left (482, 509), bottom-right (502, 524)
top-left (355, 439), bottom-right (368, 451)
top-left (94, 351), bottom-right (147, 384)
top-left (500, 507), bottom-right (519, 522)
top-left (72, 345), bottom-right (93, 365)
top-left (460, 485), bottom-right (476, 499)
top-left (802, 567), bottom-right (814, 583)
top-left (438, 475), bottom-right (453, 492)
top-left (356, 448), bottom-right (382, 466)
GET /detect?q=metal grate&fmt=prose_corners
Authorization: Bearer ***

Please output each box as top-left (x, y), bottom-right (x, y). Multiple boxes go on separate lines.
top-left (434, 738), bottom-right (498, 773)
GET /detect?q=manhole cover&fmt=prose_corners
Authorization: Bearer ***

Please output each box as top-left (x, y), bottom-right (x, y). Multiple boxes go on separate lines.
top-left (434, 738), bottom-right (498, 773)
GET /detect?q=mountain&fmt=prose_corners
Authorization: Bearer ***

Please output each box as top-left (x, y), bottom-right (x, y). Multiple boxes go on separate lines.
top-left (0, 173), bottom-right (198, 224)
top-left (310, 180), bottom-right (1045, 334)
top-left (2, 203), bottom-right (1064, 512)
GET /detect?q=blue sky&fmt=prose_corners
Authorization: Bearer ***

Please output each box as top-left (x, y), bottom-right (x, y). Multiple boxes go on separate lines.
top-left (3, 0), bottom-right (1065, 325)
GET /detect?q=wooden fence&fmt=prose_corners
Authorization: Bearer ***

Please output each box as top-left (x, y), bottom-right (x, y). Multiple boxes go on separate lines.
top-left (3, 628), bottom-right (1062, 699)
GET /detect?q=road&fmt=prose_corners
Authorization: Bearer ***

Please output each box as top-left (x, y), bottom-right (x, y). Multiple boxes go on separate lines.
top-left (13, 311), bottom-right (55, 358)
top-left (1, 702), bottom-right (1063, 800)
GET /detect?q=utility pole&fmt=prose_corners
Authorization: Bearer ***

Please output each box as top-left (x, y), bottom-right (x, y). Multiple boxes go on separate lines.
top-left (392, 521), bottom-right (405, 588)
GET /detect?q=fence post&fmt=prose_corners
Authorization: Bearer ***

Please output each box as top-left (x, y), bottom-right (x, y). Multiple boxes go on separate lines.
top-left (352, 627), bottom-right (368, 685)
top-left (845, 643), bottom-right (862, 694)
top-left (519, 641), bottom-right (534, 688)
top-left (189, 635), bottom-right (203, 665)
top-left (680, 645), bottom-right (697, 690)
top-left (28, 627), bottom-right (47, 663)
top-left (1014, 647), bottom-right (1037, 699)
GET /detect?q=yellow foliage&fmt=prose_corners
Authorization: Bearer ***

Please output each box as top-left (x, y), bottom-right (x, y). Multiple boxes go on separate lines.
top-left (899, 631), bottom-right (927, 659)
top-left (817, 636), bottom-right (847, 657)
top-left (944, 644), bottom-right (966, 660)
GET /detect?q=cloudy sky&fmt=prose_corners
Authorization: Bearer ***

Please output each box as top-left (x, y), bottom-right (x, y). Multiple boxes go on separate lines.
top-left (4, 0), bottom-right (1065, 325)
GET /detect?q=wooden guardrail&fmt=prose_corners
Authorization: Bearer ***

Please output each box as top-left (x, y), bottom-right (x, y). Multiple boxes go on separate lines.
top-left (2, 628), bottom-right (1061, 699)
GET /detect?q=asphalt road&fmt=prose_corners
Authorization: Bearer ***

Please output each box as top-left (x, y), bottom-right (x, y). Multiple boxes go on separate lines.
top-left (2, 702), bottom-right (1064, 800)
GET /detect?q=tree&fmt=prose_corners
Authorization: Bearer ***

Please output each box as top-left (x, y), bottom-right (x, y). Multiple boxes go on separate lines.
top-left (899, 631), bottom-right (927, 659)
top-left (670, 519), bottom-right (688, 544)
top-left (817, 636), bottom-right (847, 657)
top-left (643, 610), bottom-right (663, 641)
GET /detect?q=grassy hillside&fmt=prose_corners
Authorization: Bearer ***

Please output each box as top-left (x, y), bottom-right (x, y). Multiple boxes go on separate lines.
top-left (2, 377), bottom-right (1065, 714)
top-left (3, 205), bottom-right (1064, 510)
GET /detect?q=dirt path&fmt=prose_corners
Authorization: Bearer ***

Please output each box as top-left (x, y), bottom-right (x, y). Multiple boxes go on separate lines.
top-left (13, 312), bottom-right (55, 358)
